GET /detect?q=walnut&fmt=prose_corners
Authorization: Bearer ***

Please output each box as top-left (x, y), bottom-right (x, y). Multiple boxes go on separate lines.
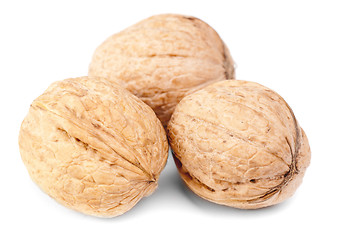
top-left (18, 76), bottom-right (168, 217)
top-left (88, 14), bottom-right (235, 127)
top-left (167, 80), bottom-right (311, 209)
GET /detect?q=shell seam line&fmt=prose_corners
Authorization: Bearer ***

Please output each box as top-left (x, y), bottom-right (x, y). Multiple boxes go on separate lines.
top-left (32, 102), bottom-right (154, 181)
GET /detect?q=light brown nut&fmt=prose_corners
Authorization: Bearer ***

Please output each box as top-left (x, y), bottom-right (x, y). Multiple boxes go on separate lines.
top-left (88, 14), bottom-right (235, 127)
top-left (168, 80), bottom-right (311, 209)
top-left (19, 76), bottom-right (168, 217)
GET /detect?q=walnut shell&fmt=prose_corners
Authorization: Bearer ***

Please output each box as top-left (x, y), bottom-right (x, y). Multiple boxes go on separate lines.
top-left (168, 80), bottom-right (311, 209)
top-left (88, 14), bottom-right (235, 127)
top-left (18, 76), bottom-right (168, 217)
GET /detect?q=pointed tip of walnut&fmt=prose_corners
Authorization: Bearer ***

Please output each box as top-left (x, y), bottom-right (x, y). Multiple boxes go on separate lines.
top-left (168, 79), bottom-right (311, 209)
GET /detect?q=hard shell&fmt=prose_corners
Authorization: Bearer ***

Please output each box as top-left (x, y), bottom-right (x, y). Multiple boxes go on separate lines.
top-left (168, 80), bottom-right (311, 209)
top-left (89, 14), bottom-right (235, 127)
top-left (19, 76), bottom-right (168, 217)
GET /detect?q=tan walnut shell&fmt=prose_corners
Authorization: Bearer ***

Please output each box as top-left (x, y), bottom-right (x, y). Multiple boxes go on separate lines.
top-left (88, 14), bottom-right (235, 127)
top-left (168, 80), bottom-right (311, 209)
top-left (18, 76), bottom-right (168, 217)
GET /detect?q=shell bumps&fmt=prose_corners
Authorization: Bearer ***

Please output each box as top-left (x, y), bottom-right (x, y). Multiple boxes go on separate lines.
top-left (19, 76), bottom-right (168, 217)
top-left (89, 14), bottom-right (235, 127)
top-left (168, 80), bottom-right (311, 209)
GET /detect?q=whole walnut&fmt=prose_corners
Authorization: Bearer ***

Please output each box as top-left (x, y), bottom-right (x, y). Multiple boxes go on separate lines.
top-left (18, 76), bottom-right (168, 217)
top-left (88, 14), bottom-right (235, 127)
top-left (168, 80), bottom-right (311, 209)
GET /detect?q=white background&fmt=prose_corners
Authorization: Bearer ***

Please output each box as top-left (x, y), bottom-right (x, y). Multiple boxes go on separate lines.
top-left (1, 0), bottom-right (349, 239)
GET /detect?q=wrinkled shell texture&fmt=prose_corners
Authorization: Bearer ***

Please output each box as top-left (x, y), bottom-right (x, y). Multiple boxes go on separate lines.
top-left (19, 76), bottom-right (168, 217)
top-left (168, 80), bottom-right (311, 209)
top-left (89, 14), bottom-right (235, 127)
